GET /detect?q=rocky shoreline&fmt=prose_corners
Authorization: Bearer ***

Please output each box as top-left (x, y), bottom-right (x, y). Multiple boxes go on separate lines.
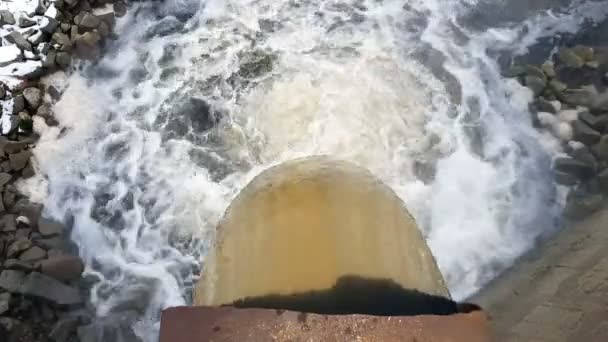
top-left (0, 0), bottom-right (127, 341)
top-left (509, 45), bottom-right (608, 219)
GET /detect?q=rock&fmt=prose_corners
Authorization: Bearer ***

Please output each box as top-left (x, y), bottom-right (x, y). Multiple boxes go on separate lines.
top-left (4, 259), bottom-right (34, 272)
top-left (7, 238), bottom-right (32, 258)
top-left (50, 317), bottom-right (80, 342)
top-left (586, 60), bottom-right (600, 69)
top-left (592, 91), bottom-right (608, 113)
top-left (548, 79), bottom-right (567, 94)
top-left (75, 31), bottom-right (101, 47)
top-left (12, 94), bottom-right (25, 114)
top-left (97, 21), bottom-right (110, 37)
top-left (0, 173), bottom-right (12, 189)
top-left (564, 193), bottom-right (603, 219)
top-left (0, 10), bottom-right (15, 25)
top-left (598, 169), bottom-right (608, 192)
top-left (52, 32), bottom-right (72, 47)
top-left (97, 11), bottom-right (115, 27)
top-left (9, 150), bottom-right (32, 171)
top-left (541, 61), bottom-right (556, 78)
top-left (21, 162), bottom-right (35, 178)
top-left (525, 76), bottom-right (546, 96)
top-left (11, 199), bottom-right (42, 228)
top-left (0, 292), bottom-right (10, 315)
top-left (18, 111), bottom-right (33, 132)
top-left (5, 31), bottom-right (32, 52)
top-left (0, 86), bottom-right (5, 100)
top-left (64, 0), bottom-right (80, 8)
top-left (40, 256), bottom-right (84, 282)
top-left (73, 11), bottom-right (85, 26)
top-left (22, 87), bottom-right (42, 109)
top-left (20, 272), bottom-right (82, 305)
top-left (0, 214), bottom-right (17, 232)
top-left (19, 246), bottom-right (46, 262)
top-left (560, 86), bottom-right (598, 107)
top-left (43, 49), bottom-right (57, 69)
top-left (56, 52), bottom-right (71, 69)
top-left (572, 45), bottom-right (594, 61)
top-left (79, 12), bottom-right (101, 29)
top-left (536, 97), bottom-right (559, 114)
top-left (554, 171), bottom-right (578, 186)
top-left (0, 270), bottom-right (25, 293)
top-left (18, 15), bottom-right (36, 28)
top-left (114, 1), bottom-right (127, 17)
top-left (525, 65), bottom-right (547, 81)
top-left (0, 317), bottom-right (20, 333)
top-left (558, 48), bottom-right (585, 68)
top-left (61, 23), bottom-right (71, 32)
top-left (38, 217), bottom-right (64, 237)
top-left (40, 17), bottom-right (59, 34)
top-left (573, 120), bottom-right (601, 146)
top-left (579, 111), bottom-right (608, 131)
top-left (592, 135), bottom-right (608, 161)
top-left (553, 157), bottom-right (595, 179)
top-left (36, 236), bottom-right (67, 251)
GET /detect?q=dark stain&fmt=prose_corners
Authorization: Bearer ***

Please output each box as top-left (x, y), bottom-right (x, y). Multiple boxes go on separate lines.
top-left (212, 326), bottom-right (221, 332)
top-left (297, 312), bottom-right (307, 323)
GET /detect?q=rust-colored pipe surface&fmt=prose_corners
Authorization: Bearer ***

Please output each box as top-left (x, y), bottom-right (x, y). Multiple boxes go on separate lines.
top-left (159, 306), bottom-right (491, 342)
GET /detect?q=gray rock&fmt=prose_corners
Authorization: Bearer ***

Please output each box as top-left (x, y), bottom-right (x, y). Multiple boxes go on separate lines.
top-left (36, 236), bottom-right (67, 250)
top-left (97, 21), bottom-right (110, 37)
top-left (554, 171), bottom-right (578, 186)
top-left (536, 97), bottom-right (559, 114)
top-left (50, 317), bottom-right (80, 342)
top-left (42, 48), bottom-right (57, 69)
top-left (79, 12), bottom-right (101, 29)
top-left (561, 86), bottom-right (598, 107)
top-left (548, 79), bottom-right (567, 93)
top-left (525, 65), bottom-right (547, 81)
top-left (11, 199), bottom-right (42, 228)
top-left (73, 12), bottom-right (86, 26)
top-left (592, 90), bottom-right (608, 113)
top-left (52, 32), bottom-right (72, 47)
top-left (0, 86), bottom-right (5, 100)
top-left (541, 61), bottom-right (556, 79)
top-left (3, 190), bottom-right (15, 211)
top-left (5, 31), bottom-right (32, 52)
top-left (0, 270), bottom-right (25, 292)
top-left (0, 173), bottom-right (12, 189)
top-left (571, 146), bottom-right (597, 169)
top-left (573, 120), bottom-right (602, 146)
top-left (75, 31), bottom-right (100, 47)
top-left (0, 317), bottom-right (20, 333)
top-left (19, 246), bottom-right (46, 262)
top-left (40, 17), bottom-right (59, 34)
top-left (97, 12), bottom-right (115, 27)
top-left (9, 150), bottom-right (32, 171)
top-left (586, 60), bottom-right (600, 69)
top-left (592, 135), bottom-right (608, 161)
top-left (20, 272), bottom-right (82, 305)
top-left (38, 217), bottom-right (64, 237)
top-left (572, 45), bottom-right (594, 61)
top-left (598, 169), bottom-right (608, 192)
top-left (61, 23), bottom-right (71, 32)
top-left (18, 15), bottom-right (36, 28)
top-left (0, 292), bottom-right (10, 315)
top-left (114, 1), bottom-right (127, 17)
top-left (64, 0), bottom-right (80, 8)
top-left (564, 193), bottom-right (603, 219)
top-left (579, 111), bottom-right (608, 132)
top-left (525, 76), bottom-right (546, 96)
top-left (56, 52), bottom-right (71, 69)
top-left (0, 214), bottom-right (17, 232)
top-left (18, 111), bottom-right (33, 132)
top-left (22, 87), bottom-right (41, 109)
top-left (40, 256), bottom-right (84, 283)
top-left (0, 10), bottom-right (15, 25)
top-left (558, 48), bottom-right (585, 68)
top-left (7, 238), bottom-right (32, 258)
top-left (553, 156), bottom-right (594, 179)
top-left (12, 94), bottom-right (25, 114)
top-left (4, 259), bottom-right (34, 272)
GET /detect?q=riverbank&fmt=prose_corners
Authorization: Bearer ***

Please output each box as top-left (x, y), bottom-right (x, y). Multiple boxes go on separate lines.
top-left (0, 1), bottom-right (127, 341)
top-left (473, 205), bottom-right (608, 341)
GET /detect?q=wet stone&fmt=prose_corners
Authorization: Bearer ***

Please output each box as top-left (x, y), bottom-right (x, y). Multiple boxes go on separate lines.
top-left (79, 12), bottom-right (101, 29)
top-left (9, 150), bottom-right (32, 171)
top-left (1, 214), bottom-right (17, 232)
top-left (18, 15), bottom-right (36, 28)
top-left (573, 120), bottom-right (601, 146)
top-left (558, 48), bottom-right (585, 68)
top-left (4, 259), bottom-right (34, 272)
top-left (50, 317), bottom-right (80, 342)
top-left (579, 111), bottom-right (608, 132)
top-left (7, 238), bottom-right (32, 258)
top-left (12, 95), bottom-right (25, 114)
top-left (20, 272), bottom-right (82, 305)
top-left (553, 157), bottom-right (595, 179)
top-left (561, 86), bottom-right (598, 107)
top-left (564, 193), bottom-right (603, 219)
top-left (114, 1), bottom-right (127, 17)
top-left (40, 256), bottom-right (84, 282)
top-left (38, 218), bottom-right (64, 237)
top-left (0, 10), bottom-right (15, 25)
top-left (19, 246), bottom-right (46, 262)
top-left (22, 87), bottom-right (42, 109)
top-left (0, 270), bottom-right (25, 293)
top-left (6, 31), bottom-right (32, 51)
top-left (0, 172), bottom-right (12, 189)
top-left (536, 97), bottom-right (559, 114)
top-left (56, 52), bottom-right (71, 69)
top-left (0, 292), bottom-right (10, 315)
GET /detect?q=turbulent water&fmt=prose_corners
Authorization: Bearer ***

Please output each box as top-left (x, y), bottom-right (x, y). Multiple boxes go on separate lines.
top-left (18, 0), bottom-right (608, 340)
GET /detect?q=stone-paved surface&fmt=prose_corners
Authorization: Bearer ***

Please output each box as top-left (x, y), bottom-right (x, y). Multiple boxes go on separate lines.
top-left (474, 207), bottom-right (608, 341)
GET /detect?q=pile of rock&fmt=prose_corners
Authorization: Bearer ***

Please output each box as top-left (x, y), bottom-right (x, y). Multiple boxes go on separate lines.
top-left (512, 46), bottom-right (608, 219)
top-left (0, 0), bottom-right (129, 341)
